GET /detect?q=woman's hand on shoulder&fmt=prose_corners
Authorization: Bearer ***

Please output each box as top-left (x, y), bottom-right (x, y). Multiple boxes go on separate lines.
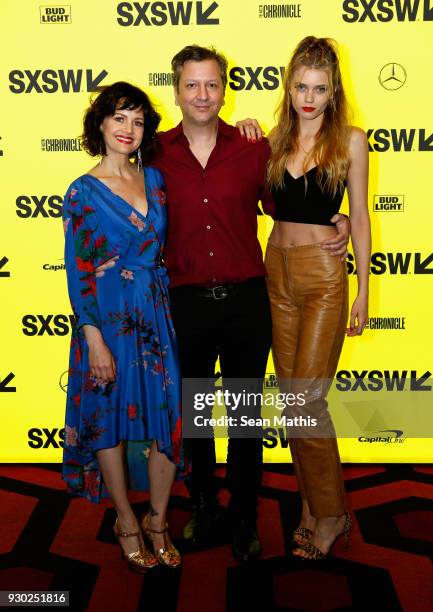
top-left (235, 118), bottom-right (264, 142)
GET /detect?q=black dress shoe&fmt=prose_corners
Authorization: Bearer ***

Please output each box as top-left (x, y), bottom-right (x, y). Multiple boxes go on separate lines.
top-left (232, 519), bottom-right (261, 563)
top-left (183, 498), bottom-right (223, 545)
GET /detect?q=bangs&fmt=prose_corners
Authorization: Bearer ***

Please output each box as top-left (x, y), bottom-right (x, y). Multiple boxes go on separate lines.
top-left (116, 96), bottom-right (144, 113)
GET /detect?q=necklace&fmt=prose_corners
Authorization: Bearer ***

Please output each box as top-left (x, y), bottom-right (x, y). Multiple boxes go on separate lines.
top-left (299, 141), bottom-right (313, 156)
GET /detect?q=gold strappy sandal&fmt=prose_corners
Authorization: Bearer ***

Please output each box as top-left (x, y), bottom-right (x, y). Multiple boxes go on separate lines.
top-left (141, 513), bottom-right (182, 569)
top-left (113, 517), bottom-right (158, 573)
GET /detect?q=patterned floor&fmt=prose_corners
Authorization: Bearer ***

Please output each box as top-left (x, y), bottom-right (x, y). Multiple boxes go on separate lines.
top-left (0, 464), bottom-right (432, 611)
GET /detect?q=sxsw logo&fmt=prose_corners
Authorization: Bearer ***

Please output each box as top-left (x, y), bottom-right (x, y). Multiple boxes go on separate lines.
top-left (367, 129), bottom-right (433, 152)
top-left (28, 428), bottom-right (65, 449)
top-left (0, 373), bottom-right (16, 392)
top-left (342, 0), bottom-right (433, 22)
top-left (117, 1), bottom-right (219, 26)
top-left (39, 6), bottom-right (72, 23)
top-left (0, 256), bottom-right (10, 278)
top-left (346, 252), bottom-right (433, 274)
top-left (229, 66), bottom-right (285, 91)
top-left (336, 369), bottom-right (432, 391)
top-left (16, 195), bottom-right (63, 218)
top-left (9, 69), bottom-right (108, 93)
top-left (22, 314), bottom-right (75, 336)
top-left (373, 195), bottom-right (404, 212)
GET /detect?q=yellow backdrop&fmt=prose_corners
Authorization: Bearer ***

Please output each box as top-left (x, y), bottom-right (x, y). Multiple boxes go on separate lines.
top-left (1, 0), bottom-right (432, 463)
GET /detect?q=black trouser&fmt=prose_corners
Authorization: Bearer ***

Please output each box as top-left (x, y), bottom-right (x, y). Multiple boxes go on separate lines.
top-left (169, 277), bottom-right (272, 523)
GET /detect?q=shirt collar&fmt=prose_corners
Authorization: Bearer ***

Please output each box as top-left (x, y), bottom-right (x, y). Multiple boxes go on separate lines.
top-left (168, 117), bottom-right (233, 143)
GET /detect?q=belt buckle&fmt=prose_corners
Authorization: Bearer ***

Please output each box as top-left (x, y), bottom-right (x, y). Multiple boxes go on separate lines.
top-left (211, 285), bottom-right (228, 300)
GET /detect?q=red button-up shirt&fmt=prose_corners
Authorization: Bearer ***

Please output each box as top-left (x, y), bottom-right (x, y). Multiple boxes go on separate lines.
top-left (153, 118), bottom-right (274, 288)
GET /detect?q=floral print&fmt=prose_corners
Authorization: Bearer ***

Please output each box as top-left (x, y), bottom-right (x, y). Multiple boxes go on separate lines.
top-left (62, 167), bottom-right (186, 503)
top-left (128, 211), bottom-right (146, 232)
top-left (120, 268), bottom-right (134, 281)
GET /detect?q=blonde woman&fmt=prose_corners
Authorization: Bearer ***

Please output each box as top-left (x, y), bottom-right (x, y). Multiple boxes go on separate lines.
top-left (240, 36), bottom-right (370, 559)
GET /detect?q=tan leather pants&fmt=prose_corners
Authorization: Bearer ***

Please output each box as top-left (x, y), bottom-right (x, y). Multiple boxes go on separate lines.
top-left (265, 242), bottom-right (348, 518)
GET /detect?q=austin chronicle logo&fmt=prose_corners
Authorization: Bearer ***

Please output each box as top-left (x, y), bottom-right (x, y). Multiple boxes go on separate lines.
top-left (379, 63), bottom-right (406, 90)
top-left (258, 3), bottom-right (302, 18)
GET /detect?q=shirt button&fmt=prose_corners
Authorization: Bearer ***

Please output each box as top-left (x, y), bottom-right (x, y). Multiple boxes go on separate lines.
top-left (209, 251), bottom-right (214, 257)
top-left (203, 198), bottom-right (208, 203)
top-left (206, 225), bottom-right (211, 230)
top-left (212, 277), bottom-right (217, 282)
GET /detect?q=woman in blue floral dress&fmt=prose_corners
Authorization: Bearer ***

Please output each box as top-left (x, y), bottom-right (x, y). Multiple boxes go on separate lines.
top-left (62, 82), bottom-right (184, 571)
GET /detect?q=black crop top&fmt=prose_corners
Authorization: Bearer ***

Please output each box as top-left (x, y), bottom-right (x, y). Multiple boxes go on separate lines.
top-left (272, 167), bottom-right (346, 226)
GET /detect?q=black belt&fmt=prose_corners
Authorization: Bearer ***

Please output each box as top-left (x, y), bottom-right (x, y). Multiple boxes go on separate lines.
top-left (171, 277), bottom-right (264, 300)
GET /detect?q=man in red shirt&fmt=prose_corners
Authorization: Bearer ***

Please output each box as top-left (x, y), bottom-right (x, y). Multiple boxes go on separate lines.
top-left (155, 47), bottom-right (275, 563)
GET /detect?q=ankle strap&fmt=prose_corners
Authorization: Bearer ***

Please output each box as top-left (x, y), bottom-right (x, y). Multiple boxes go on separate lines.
top-left (117, 529), bottom-right (140, 537)
top-left (145, 525), bottom-right (168, 535)
top-left (114, 518), bottom-right (140, 538)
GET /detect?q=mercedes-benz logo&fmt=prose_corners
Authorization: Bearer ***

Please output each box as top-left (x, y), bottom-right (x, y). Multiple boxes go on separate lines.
top-left (59, 370), bottom-right (69, 393)
top-left (379, 63), bottom-right (407, 90)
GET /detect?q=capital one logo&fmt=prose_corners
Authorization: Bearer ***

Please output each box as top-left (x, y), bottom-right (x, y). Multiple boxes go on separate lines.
top-left (9, 69), bottom-right (108, 93)
top-left (117, 1), bottom-right (219, 26)
top-left (367, 129), bottom-right (433, 152)
top-left (342, 0), bottom-right (433, 22)
top-left (358, 430), bottom-right (407, 444)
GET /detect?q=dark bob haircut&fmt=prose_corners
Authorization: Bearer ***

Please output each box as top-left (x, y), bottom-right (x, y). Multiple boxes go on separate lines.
top-left (171, 45), bottom-right (228, 91)
top-left (81, 81), bottom-right (161, 164)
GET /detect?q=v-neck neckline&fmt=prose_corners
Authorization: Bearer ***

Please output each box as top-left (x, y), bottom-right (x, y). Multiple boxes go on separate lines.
top-left (285, 166), bottom-right (318, 181)
top-left (85, 169), bottom-right (150, 220)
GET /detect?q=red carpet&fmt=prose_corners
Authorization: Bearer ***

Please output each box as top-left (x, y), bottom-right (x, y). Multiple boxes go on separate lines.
top-left (0, 464), bottom-right (432, 611)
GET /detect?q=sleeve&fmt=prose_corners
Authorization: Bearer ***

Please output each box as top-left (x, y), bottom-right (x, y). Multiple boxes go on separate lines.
top-left (63, 180), bottom-right (101, 330)
top-left (257, 138), bottom-right (275, 219)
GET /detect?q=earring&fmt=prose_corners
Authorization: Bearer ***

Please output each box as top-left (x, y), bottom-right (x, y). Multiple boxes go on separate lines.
top-left (137, 148), bottom-right (142, 173)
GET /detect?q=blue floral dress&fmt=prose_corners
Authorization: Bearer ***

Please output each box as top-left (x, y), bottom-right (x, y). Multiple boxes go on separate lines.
top-left (62, 167), bottom-right (184, 503)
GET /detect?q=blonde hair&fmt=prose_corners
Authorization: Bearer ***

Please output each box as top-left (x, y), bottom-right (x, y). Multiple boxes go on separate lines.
top-left (268, 36), bottom-right (351, 197)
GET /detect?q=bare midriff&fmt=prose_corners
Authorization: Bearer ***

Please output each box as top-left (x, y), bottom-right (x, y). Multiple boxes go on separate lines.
top-left (269, 220), bottom-right (337, 248)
